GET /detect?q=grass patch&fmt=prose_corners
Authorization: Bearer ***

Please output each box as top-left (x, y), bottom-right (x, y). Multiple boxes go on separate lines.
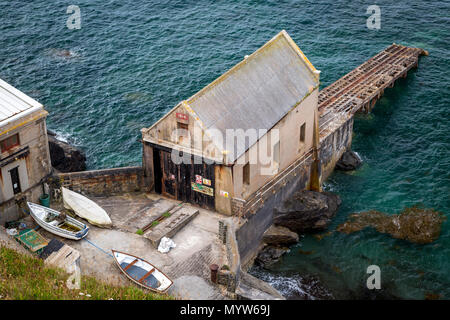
top-left (162, 212), bottom-right (171, 218)
top-left (0, 246), bottom-right (172, 300)
top-left (151, 221), bottom-right (160, 228)
top-left (136, 229), bottom-right (144, 235)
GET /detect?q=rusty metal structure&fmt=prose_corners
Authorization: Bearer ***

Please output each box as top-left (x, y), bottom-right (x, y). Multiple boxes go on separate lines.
top-left (318, 44), bottom-right (428, 139)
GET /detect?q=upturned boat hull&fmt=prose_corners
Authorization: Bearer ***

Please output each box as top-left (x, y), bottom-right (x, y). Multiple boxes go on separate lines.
top-left (62, 187), bottom-right (112, 228)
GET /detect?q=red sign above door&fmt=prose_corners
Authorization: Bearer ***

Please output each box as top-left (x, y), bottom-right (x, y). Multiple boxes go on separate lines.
top-left (176, 113), bottom-right (189, 122)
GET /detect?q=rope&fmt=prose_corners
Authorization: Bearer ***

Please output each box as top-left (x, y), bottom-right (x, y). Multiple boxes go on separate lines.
top-left (83, 238), bottom-right (114, 258)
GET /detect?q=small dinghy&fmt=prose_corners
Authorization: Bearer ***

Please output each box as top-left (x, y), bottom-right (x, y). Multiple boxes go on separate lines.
top-left (28, 202), bottom-right (89, 240)
top-left (112, 250), bottom-right (173, 293)
top-left (62, 187), bottom-right (112, 228)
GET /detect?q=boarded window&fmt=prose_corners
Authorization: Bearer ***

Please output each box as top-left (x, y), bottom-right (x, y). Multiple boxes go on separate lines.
top-left (243, 162), bottom-right (250, 185)
top-left (1, 133), bottom-right (20, 153)
top-left (300, 123), bottom-right (306, 143)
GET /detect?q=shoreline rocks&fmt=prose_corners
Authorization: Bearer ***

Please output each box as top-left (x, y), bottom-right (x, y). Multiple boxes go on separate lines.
top-left (262, 225), bottom-right (299, 246)
top-left (273, 190), bottom-right (341, 233)
top-left (255, 245), bottom-right (289, 268)
top-left (335, 150), bottom-right (362, 171)
top-left (47, 130), bottom-right (87, 173)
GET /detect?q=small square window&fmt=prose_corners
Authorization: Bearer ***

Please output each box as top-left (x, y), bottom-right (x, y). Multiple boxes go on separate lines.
top-left (300, 123), bottom-right (306, 143)
top-left (243, 162), bottom-right (250, 185)
top-left (0, 133), bottom-right (20, 153)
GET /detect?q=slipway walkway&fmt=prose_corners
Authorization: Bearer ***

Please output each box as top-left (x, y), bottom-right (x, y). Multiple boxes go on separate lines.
top-left (318, 43), bottom-right (428, 140)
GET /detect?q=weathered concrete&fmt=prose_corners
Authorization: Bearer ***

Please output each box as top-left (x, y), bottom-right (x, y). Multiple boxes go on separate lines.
top-left (23, 193), bottom-right (228, 299)
top-left (144, 205), bottom-right (199, 248)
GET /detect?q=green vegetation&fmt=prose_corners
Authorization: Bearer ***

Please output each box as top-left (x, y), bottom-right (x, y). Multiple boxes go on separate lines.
top-left (0, 246), bottom-right (172, 300)
top-left (162, 212), bottom-right (171, 218)
top-left (136, 229), bottom-right (144, 235)
top-left (151, 220), bottom-right (160, 228)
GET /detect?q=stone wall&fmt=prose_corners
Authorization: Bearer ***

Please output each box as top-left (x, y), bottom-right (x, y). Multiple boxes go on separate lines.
top-left (319, 117), bottom-right (354, 183)
top-left (235, 154), bottom-right (313, 266)
top-left (53, 166), bottom-right (144, 197)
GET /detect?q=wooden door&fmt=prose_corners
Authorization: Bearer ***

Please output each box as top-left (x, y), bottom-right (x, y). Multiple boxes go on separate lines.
top-left (160, 151), bottom-right (177, 199)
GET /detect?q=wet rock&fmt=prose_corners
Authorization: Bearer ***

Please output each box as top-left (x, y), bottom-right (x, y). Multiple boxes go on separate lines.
top-left (262, 225), bottom-right (299, 246)
top-left (335, 150), bottom-right (362, 171)
top-left (255, 245), bottom-right (288, 268)
top-left (48, 132), bottom-right (86, 172)
top-left (337, 206), bottom-right (446, 244)
top-left (273, 190), bottom-right (341, 233)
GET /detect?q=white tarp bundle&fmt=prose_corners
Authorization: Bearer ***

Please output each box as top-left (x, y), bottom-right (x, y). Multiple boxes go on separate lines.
top-left (158, 237), bottom-right (176, 253)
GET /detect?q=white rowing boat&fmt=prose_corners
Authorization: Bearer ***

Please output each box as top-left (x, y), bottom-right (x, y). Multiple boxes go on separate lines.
top-left (62, 187), bottom-right (112, 228)
top-left (112, 250), bottom-right (173, 293)
top-left (27, 202), bottom-right (89, 240)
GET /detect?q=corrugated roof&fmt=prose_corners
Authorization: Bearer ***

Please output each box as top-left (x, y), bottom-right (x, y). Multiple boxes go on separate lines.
top-left (0, 78), bottom-right (43, 125)
top-left (185, 30), bottom-right (319, 163)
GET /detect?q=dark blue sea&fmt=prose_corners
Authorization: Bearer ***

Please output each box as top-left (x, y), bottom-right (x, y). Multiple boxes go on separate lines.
top-left (1, 0), bottom-right (448, 299)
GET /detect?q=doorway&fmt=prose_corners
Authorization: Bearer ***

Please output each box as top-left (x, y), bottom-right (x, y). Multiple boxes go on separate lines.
top-left (9, 166), bottom-right (21, 195)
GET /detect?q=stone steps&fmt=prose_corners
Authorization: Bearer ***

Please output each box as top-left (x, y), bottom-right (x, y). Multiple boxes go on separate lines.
top-left (144, 204), bottom-right (199, 248)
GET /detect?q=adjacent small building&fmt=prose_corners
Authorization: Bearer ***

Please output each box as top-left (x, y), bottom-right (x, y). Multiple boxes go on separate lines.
top-left (0, 78), bottom-right (52, 224)
top-left (141, 30), bottom-right (321, 216)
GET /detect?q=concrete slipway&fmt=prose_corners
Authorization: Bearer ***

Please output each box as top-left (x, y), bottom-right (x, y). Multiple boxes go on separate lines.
top-left (14, 192), bottom-right (231, 300)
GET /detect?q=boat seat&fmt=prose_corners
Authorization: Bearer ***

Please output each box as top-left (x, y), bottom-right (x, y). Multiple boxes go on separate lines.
top-left (122, 259), bottom-right (139, 271)
top-left (138, 268), bottom-right (155, 283)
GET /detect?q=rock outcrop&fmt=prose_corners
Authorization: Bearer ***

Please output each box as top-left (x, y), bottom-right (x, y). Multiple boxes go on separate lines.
top-left (273, 190), bottom-right (341, 233)
top-left (47, 131), bottom-right (86, 173)
top-left (335, 150), bottom-right (362, 171)
top-left (337, 206), bottom-right (446, 244)
top-left (262, 225), bottom-right (299, 246)
top-left (255, 245), bottom-right (289, 268)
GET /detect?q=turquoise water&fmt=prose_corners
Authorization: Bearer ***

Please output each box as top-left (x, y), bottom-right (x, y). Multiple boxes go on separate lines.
top-left (1, 1), bottom-right (448, 299)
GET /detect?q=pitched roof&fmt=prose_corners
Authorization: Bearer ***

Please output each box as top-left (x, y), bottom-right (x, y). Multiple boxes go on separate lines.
top-left (0, 78), bottom-right (44, 128)
top-left (185, 30), bottom-right (319, 162)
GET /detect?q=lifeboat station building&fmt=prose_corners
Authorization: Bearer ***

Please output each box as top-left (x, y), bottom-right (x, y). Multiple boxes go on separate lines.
top-left (141, 30), bottom-right (321, 216)
top-left (0, 78), bottom-right (52, 224)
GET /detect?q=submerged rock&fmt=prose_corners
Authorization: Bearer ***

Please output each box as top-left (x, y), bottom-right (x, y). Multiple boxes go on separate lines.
top-left (335, 150), bottom-right (362, 171)
top-left (48, 131), bottom-right (86, 172)
top-left (262, 225), bottom-right (299, 246)
top-left (337, 206), bottom-right (446, 244)
top-left (273, 190), bottom-right (341, 233)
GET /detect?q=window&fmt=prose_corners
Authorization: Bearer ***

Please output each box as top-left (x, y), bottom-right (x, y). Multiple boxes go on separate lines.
top-left (1, 134), bottom-right (20, 153)
top-left (299, 123), bottom-right (306, 143)
top-left (177, 122), bottom-right (189, 143)
top-left (243, 162), bottom-right (250, 185)
top-left (273, 141), bottom-right (280, 166)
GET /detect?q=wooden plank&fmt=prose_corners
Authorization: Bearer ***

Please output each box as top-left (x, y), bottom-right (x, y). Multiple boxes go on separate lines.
top-left (138, 268), bottom-right (155, 283)
top-left (123, 258), bottom-right (139, 271)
